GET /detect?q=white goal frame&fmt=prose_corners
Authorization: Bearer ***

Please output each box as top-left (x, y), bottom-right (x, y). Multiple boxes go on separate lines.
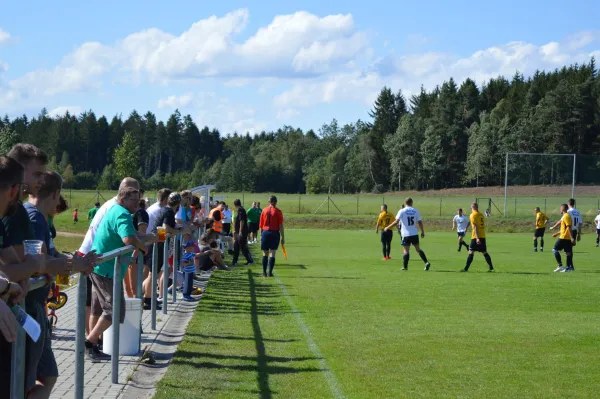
top-left (504, 152), bottom-right (576, 218)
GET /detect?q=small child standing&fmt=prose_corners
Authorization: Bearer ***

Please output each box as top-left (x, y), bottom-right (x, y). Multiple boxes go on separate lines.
top-left (73, 208), bottom-right (79, 224)
top-left (182, 241), bottom-right (199, 302)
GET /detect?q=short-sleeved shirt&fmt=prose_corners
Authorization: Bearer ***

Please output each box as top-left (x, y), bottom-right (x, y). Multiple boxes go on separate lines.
top-left (176, 206), bottom-right (192, 222)
top-left (146, 202), bottom-right (163, 234)
top-left (453, 215), bottom-right (469, 232)
top-left (377, 211), bottom-right (394, 230)
top-left (92, 203), bottom-right (137, 280)
top-left (0, 222), bottom-right (11, 249)
top-left (395, 207), bottom-right (422, 237)
top-left (133, 208), bottom-right (150, 231)
top-left (259, 206), bottom-right (284, 231)
top-left (535, 212), bottom-right (548, 229)
top-left (595, 215), bottom-right (600, 229)
top-left (234, 207), bottom-right (249, 236)
top-left (560, 213), bottom-right (573, 240)
top-left (79, 197), bottom-right (117, 255)
top-left (247, 207), bottom-right (261, 224)
top-left (567, 208), bottom-right (581, 231)
top-left (24, 203), bottom-right (56, 257)
top-left (149, 207), bottom-right (177, 233)
top-left (2, 202), bottom-right (35, 248)
top-left (182, 252), bottom-right (195, 273)
top-left (223, 209), bottom-right (232, 224)
top-left (88, 207), bottom-right (99, 222)
top-left (470, 211), bottom-right (486, 239)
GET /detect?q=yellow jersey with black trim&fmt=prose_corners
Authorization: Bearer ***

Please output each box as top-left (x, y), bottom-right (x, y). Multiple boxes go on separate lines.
top-left (560, 213), bottom-right (573, 240)
top-left (536, 212), bottom-right (548, 229)
top-left (470, 211), bottom-right (486, 239)
top-left (377, 211), bottom-right (394, 230)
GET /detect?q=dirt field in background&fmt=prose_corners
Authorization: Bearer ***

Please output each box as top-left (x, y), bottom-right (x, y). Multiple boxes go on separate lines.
top-left (387, 185), bottom-right (600, 197)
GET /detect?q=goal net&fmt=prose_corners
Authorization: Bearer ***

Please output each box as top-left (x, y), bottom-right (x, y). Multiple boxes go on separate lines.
top-left (504, 153), bottom-right (575, 218)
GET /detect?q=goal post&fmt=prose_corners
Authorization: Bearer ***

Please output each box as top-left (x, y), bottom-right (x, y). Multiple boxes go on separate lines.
top-left (504, 152), bottom-right (576, 218)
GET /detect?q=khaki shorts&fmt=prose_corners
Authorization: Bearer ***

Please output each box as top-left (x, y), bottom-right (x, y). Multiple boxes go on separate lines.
top-left (90, 272), bottom-right (126, 324)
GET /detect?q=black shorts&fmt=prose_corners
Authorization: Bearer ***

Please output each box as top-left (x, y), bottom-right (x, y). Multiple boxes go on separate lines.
top-left (469, 238), bottom-right (487, 252)
top-left (222, 223), bottom-right (231, 235)
top-left (457, 231), bottom-right (466, 238)
top-left (572, 229), bottom-right (578, 246)
top-left (380, 230), bottom-right (393, 243)
top-left (597, 229), bottom-right (600, 235)
top-left (534, 228), bottom-right (546, 238)
top-left (554, 239), bottom-right (573, 253)
top-left (261, 230), bottom-right (281, 251)
top-left (248, 222), bottom-right (259, 234)
top-left (401, 235), bottom-right (419, 247)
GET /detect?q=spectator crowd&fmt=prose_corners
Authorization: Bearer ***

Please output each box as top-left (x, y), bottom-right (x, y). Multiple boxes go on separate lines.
top-left (0, 141), bottom-right (286, 398)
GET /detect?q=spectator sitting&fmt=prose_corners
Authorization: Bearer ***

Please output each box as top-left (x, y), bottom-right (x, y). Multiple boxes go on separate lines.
top-left (196, 234), bottom-right (229, 271)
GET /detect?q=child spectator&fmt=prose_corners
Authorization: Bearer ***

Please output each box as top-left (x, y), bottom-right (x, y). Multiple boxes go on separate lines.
top-left (73, 208), bottom-right (79, 224)
top-left (182, 241), bottom-right (199, 302)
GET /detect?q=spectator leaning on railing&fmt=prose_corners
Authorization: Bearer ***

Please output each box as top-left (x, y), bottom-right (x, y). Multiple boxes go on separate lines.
top-left (143, 188), bottom-right (172, 310)
top-left (85, 186), bottom-right (154, 361)
top-left (24, 169), bottom-right (98, 398)
top-left (0, 155), bottom-right (46, 399)
top-left (0, 151), bottom-right (47, 398)
top-left (78, 177), bottom-right (140, 336)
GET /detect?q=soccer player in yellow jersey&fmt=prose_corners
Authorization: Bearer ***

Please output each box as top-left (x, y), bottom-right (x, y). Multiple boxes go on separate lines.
top-left (550, 204), bottom-right (575, 272)
top-left (376, 204), bottom-right (395, 260)
top-left (461, 202), bottom-right (494, 272)
top-left (533, 207), bottom-right (549, 252)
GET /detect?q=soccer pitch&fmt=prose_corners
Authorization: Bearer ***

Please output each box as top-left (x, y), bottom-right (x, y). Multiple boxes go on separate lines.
top-left (155, 230), bottom-right (600, 399)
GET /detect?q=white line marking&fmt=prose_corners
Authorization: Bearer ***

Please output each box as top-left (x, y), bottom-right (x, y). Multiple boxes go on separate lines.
top-left (276, 278), bottom-right (346, 399)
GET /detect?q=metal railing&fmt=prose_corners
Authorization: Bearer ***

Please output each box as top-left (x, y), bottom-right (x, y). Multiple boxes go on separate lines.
top-left (10, 233), bottom-right (183, 398)
top-left (10, 275), bottom-right (50, 399)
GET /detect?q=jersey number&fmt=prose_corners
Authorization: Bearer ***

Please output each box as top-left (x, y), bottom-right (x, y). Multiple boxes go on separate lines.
top-left (407, 216), bottom-right (415, 226)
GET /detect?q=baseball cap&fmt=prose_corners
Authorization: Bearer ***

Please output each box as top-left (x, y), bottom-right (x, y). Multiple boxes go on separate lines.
top-left (184, 240), bottom-right (195, 248)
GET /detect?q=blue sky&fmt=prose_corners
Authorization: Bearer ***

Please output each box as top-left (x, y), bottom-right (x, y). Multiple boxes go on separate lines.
top-left (1, 0), bottom-right (599, 134)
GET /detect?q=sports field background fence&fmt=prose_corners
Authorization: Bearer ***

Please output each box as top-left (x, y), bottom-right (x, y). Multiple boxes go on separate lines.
top-left (59, 189), bottom-right (600, 222)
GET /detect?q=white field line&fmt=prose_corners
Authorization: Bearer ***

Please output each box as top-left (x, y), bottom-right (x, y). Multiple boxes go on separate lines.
top-left (276, 278), bottom-right (346, 399)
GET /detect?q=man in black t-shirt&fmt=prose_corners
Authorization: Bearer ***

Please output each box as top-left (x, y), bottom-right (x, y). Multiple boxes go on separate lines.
top-left (232, 199), bottom-right (254, 267)
top-left (145, 193), bottom-right (184, 307)
top-left (0, 154), bottom-right (47, 398)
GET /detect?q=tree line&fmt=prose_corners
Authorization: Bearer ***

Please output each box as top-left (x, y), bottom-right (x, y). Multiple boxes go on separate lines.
top-left (1, 58), bottom-right (599, 193)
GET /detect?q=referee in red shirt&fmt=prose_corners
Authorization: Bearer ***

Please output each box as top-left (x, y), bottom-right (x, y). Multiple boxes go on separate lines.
top-left (259, 196), bottom-right (285, 277)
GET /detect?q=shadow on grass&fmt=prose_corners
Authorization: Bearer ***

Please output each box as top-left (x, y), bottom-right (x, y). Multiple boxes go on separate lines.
top-left (285, 275), bottom-right (361, 280)
top-left (184, 333), bottom-right (298, 343)
top-left (175, 349), bottom-right (320, 363)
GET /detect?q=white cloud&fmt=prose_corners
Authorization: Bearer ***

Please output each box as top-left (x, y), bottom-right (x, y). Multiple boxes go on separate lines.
top-left (276, 108), bottom-right (300, 120)
top-left (157, 93), bottom-right (194, 109)
top-left (274, 33), bottom-right (600, 112)
top-left (0, 9), bottom-right (369, 112)
top-left (0, 28), bottom-right (11, 44)
top-left (48, 106), bottom-right (83, 118)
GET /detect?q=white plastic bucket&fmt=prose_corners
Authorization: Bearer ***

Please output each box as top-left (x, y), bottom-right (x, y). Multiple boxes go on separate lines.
top-left (103, 298), bottom-right (142, 356)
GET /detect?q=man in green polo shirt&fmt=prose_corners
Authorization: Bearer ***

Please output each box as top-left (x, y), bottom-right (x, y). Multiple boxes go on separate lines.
top-left (85, 186), bottom-right (151, 361)
top-left (88, 202), bottom-right (100, 223)
top-left (247, 202), bottom-right (261, 244)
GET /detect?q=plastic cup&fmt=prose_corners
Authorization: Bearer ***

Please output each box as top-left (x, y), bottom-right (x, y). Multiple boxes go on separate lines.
top-left (157, 227), bottom-right (166, 243)
top-left (23, 240), bottom-right (43, 255)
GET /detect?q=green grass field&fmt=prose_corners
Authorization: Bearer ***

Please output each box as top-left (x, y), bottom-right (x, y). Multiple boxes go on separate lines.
top-left (155, 230), bottom-right (600, 399)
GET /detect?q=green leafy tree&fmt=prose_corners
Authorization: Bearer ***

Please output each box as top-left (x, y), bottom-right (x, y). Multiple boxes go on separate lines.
top-left (0, 126), bottom-right (20, 155)
top-left (114, 132), bottom-right (139, 179)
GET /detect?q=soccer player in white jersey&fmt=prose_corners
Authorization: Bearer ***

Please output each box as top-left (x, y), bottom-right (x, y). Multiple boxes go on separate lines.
top-left (452, 208), bottom-right (470, 252)
top-left (594, 210), bottom-right (600, 247)
top-left (567, 198), bottom-right (582, 245)
top-left (384, 198), bottom-right (431, 271)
